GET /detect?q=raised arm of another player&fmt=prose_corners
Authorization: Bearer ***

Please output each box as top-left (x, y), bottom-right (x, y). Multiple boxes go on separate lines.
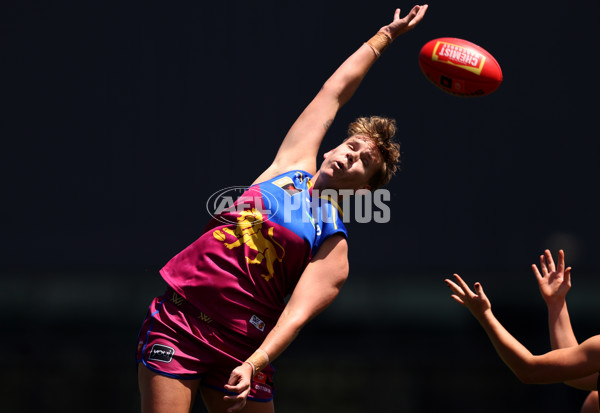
top-left (533, 249), bottom-right (599, 390)
top-left (223, 234), bottom-right (349, 412)
top-left (534, 250), bottom-right (576, 348)
top-left (252, 5), bottom-right (428, 185)
top-left (445, 274), bottom-right (600, 388)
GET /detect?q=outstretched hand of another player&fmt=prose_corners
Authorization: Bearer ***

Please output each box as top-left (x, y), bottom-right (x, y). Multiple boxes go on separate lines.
top-left (379, 4), bottom-right (429, 40)
top-left (223, 362), bottom-right (254, 412)
top-left (445, 274), bottom-right (492, 322)
top-left (532, 249), bottom-right (572, 306)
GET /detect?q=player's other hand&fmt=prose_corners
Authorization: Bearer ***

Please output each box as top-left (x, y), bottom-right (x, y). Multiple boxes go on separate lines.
top-left (223, 362), bottom-right (253, 412)
top-left (445, 273), bottom-right (492, 320)
top-left (380, 5), bottom-right (428, 40)
top-left (533, 249), bottom-right (571, 305)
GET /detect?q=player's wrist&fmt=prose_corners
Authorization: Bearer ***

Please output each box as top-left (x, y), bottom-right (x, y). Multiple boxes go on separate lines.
top-left (243, 360), bottom-right (257, 376)
top-left (379, 26), bottom-right (395, 40)
top-left (365, 31), bottom-right (393, 58)
top-left (544, 295), bottom-right (567, 307)
top-left (475, 308), bottom-right (494, 324)
top-left (244, 348), bottom-right (270, 377)
top-left (545, 298), bottom-right (567, 314)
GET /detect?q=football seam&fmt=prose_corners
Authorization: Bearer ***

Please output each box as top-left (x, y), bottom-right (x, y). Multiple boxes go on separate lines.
top-left (418, 59), bottom-right (502, 84)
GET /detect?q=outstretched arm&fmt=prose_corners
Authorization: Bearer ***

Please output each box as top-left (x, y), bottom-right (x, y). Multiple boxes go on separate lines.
top-left (534, 250), bottom-right (576, 349)
top-left (533, 249), bottom-right (599, 390)
top-left (445, 274), bottom-right (600, 388)
top-left (252, 5), bottom-right (428, 184)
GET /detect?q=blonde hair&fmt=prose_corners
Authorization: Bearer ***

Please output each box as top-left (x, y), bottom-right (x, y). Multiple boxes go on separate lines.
top-left (347, 116), bottom-right (400, 190)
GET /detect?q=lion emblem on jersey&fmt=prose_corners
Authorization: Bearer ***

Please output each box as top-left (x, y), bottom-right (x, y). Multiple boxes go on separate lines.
top-left (213, 208), bottom-right (285, 282)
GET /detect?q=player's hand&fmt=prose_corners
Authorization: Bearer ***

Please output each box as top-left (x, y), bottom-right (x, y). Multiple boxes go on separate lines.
top-left (445, 273), bottom-right (492, 320)
top-left (532, 249), bottom-right (571, 305)
top-left (380, 5), bottom-right (428, 40)
top-left (223, 362), bottom-right (253, 412)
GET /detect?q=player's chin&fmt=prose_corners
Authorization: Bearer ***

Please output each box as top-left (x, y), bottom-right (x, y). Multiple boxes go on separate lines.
top-left (318, 167), bottom-right (336, 182)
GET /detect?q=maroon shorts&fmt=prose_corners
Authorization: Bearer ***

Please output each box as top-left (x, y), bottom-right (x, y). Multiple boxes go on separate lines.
top-left (135, 288), bottom-right (275, 401)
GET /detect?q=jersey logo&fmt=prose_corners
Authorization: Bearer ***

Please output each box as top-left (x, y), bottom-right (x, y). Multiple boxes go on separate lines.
top-left (198, 312), bottom-right (213, 324)
top-left (148, 344), bottom-right (175, 363)
top-left (213, 208), bottom-right (286, 282)
top-left (249, 314), bottom-right (266, 332)
top-left (169, 291), bottom-right (185, 307)
top-left (272, 176), bottom-right (302, 195)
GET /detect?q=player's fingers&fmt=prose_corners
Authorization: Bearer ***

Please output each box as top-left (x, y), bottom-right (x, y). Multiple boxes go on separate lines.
top-left (453, 273), bottom-right (475, 297)
top-left (224, 385), bottom-right (251, 411)
top-left (224, 379), bottom-right (246, 395)
top-left (394, 8), bottom-right (401, 21)
top-left (444, 278), bottom-right (465, 297)
top-left (412, 4), bottom-right (428, 24)
top-left (532, 264), bottom-right (543, 282)
top-left (223, 393), bottom-right (246, 402)
top-left (224, 381), bottom-right (247, 393)
top-left (404, 6), bottom-right (419, 24)
top-left (223, 393), bottom-right (240, 401)
top-left (545, 249), bottom-right (556, 272)
top-left (565, 266), bottom-right (572, 286)
top-left (474, 282), bottom-right (487, 300)
top-left (223, 392), bottom-right (240, 401)
top-left (450, 295), bottom-right (465, 305)
top-left (557, 249), bottom-right (565, 273)
top-left (540, 254), bottom-right (549, 276)
top-left (226, 372), bottom-right (240, 386)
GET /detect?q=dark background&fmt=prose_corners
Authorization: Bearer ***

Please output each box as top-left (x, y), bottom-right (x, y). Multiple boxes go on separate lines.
top-left (3, 1), bottom-right (600, 411)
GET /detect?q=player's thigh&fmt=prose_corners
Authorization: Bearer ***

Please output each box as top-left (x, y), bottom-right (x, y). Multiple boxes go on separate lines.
top-left (138, 363), bottom-right (201, 413)
top-left (199, 386), bottom-right (274, 413)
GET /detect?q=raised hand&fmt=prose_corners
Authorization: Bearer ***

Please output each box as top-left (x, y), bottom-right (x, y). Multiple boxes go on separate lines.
top-left (380, 5), bottom-right (429, 40)
top-left (444, 273), bottom-right (492, 321)
top-left (532, 249), bottom-right (572, 305)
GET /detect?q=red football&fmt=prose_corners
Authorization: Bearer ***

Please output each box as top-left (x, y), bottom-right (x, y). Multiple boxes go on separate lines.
top-left (418, 37), bottom-right (502, 97)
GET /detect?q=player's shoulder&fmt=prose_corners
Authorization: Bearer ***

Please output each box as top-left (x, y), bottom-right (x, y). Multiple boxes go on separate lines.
top-left (251, 162), bottom-right (316, 186)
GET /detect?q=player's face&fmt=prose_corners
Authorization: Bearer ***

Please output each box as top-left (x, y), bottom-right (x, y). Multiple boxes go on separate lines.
top-left (320, 136), bottom-right (384, 191)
